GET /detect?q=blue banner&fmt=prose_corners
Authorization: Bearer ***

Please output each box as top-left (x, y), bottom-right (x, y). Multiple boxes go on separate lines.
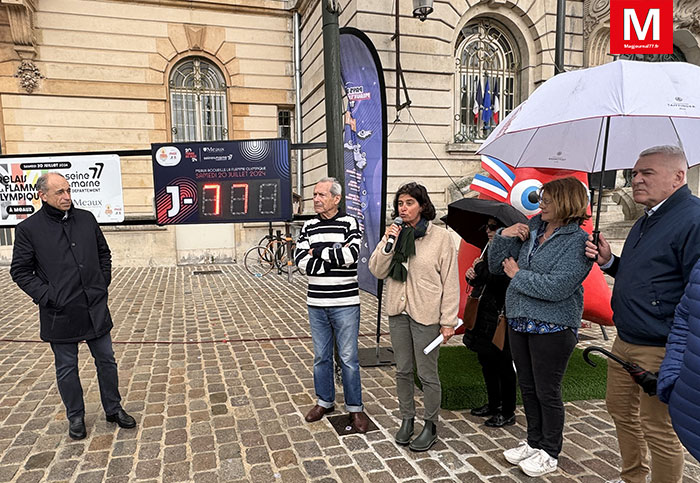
top-left (339, 29), bottom-right (387, 297)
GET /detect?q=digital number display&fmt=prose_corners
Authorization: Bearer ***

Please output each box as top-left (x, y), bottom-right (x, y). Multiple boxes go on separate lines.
top-left (196, 180), bottom-right (280, 220)
top-left (151, 139), bottom-right (292, 225)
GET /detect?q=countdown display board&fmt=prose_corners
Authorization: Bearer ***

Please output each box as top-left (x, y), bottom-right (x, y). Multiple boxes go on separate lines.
top-left (151, 139), bottom-right (292, 225)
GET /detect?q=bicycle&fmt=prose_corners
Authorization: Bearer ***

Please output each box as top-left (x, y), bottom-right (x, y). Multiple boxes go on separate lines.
top-left (243, 224), bottom-right (299, 277)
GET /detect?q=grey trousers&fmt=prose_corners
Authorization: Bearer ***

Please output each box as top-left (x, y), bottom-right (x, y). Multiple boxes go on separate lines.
top-left (389, 314), bottom-right (441, 422)
top-left (50, 332), bottom-right (122, 419)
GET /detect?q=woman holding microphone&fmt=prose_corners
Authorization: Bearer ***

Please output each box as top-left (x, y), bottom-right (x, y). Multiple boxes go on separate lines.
top-left (488, 177), bottom-right (593, 477)
top-left (369, 182), bottom-right (459, 452)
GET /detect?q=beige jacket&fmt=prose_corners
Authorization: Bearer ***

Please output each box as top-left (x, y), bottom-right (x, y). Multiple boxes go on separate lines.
top-left (369, 222), bottom-right (459, 327)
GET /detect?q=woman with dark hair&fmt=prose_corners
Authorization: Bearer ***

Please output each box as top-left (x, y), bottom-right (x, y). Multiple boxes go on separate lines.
top-left (488, 177), bottom-right (593, 477)
top-left (463, 218), bottom-right (516, 428)
top-left (369, 182), bottom-right (459, 452)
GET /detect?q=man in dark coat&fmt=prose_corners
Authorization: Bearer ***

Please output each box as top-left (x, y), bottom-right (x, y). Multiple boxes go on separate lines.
top-left (10, 172), bottom-right (136, 440)
top-left (586, 145), bottom-right (700, 483)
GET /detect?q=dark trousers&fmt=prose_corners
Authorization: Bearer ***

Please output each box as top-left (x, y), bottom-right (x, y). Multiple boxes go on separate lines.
top-left (509, 327), bottom-right (577, 459)
top-left (477, 336), bottom-right (517, 416)
top-left (50, 332), bottom-right (122, 419)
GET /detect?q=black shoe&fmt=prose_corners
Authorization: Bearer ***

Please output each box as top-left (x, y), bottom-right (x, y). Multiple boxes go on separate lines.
top-left (395, 418), bottom-right (414, 445)
top-left (484, 413), bottom-right (516, 428)
top-left (106, 409), bottom-right (137, 429)
top-left (470, 404), bottom-right (499, 417)
top-left (409, 420), bottom-right (437, 452)
top-left (68, 417), bottom-right (86, 440)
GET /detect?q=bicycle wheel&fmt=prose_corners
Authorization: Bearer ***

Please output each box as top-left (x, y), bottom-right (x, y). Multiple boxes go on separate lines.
top-left (243, 246), bottom-right (274, 277)
top-left (266, 239), bottom-right (288, 270)
top-left (258, 234), bottom-right (273, 247)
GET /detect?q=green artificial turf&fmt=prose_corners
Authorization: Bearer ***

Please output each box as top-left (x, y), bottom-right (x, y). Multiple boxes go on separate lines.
top-left (416, 345), bottom-right (608, 410)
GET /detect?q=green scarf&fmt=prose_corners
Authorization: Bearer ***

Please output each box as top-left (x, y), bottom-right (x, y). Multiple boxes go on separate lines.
top-left (388, 218), bottom-right (429, 282)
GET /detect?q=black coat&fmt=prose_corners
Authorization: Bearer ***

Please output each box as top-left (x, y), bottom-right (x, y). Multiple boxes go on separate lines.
top-left (462, 251), bottom-right (510, 354)
top-left (10, 203), bottom-right (113, 343)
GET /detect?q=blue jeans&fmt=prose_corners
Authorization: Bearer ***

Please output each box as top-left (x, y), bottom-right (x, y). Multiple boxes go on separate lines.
top-left (308, 305), bottom-right (363, 412)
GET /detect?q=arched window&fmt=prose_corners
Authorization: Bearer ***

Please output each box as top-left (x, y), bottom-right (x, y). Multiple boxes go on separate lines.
top-left (454, 19), bottom-right (520, 143)
top-left (169, 57), bottom-right (228, 142)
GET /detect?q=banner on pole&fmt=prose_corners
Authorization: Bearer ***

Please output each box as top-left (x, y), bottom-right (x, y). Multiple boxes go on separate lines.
top-left (339, 28), bottom-right (388, 297)
top-left (0, 154), bottom-right (124, 225)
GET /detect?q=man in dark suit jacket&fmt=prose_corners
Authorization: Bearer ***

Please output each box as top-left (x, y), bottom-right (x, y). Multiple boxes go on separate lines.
top-left (586, 145), bottom-right (700, 483)
top-left (11, 172), bottom-right (136, 440)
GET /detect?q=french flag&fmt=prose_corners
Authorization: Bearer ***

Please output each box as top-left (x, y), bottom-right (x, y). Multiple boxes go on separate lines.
top-left (492, 80), bottom-right (500, 124)
top-left (472, 78), bottom-right (482, 124)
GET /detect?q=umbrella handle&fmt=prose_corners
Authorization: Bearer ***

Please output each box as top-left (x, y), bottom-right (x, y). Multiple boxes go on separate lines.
top-left (591, 231), bottom-right (600, 247)
top-left (582, 345), bottom-right (632, 369)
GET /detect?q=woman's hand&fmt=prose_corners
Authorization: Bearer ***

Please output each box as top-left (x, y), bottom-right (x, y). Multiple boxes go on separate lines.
top-left (502, 257), bottom-right (520, 278)
top-left (441, 326), bottom-right (455, 343)
top-left (465, 267), bottom-right (477, 280)
top-left (500, 223), bottom-right (530, 241)
top-left (384, 223), bottom-right (402, 241)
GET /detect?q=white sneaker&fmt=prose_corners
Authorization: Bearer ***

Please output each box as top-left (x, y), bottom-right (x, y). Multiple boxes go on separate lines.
top-left (503, 441), bottom-right (539, 465)
top-left (518, 449), bottom-right (558, 477)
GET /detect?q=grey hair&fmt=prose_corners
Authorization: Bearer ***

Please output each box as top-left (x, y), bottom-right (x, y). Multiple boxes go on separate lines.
top-left (639, 145), bottom-right (688, 169)
top-left (318, 177), bottom-right (342, 196)
top-left (35, 172), bottom-right (66, 193)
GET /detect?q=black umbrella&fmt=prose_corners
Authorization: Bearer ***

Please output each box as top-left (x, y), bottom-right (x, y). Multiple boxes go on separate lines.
top-left (441, 198), bottom-right (529, 249)
top-left (582, 346), bottom-right (658, 397)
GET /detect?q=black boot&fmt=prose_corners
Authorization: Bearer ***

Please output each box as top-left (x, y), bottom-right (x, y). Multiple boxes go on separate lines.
top-left (409, 420), bottom-right (437, 452)
top-left (394, 418), bottom-right (414, 445)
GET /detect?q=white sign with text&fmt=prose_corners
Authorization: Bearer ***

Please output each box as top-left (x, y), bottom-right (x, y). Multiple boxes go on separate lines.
top-left (0, 154), bottom-right (124, 225)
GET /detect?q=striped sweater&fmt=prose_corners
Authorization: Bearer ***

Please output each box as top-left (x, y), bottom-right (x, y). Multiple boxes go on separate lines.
top-left (294, 211), bottom-right (361, 307)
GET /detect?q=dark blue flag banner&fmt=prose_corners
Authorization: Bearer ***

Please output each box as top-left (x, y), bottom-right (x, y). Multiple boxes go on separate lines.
top-left (339, 28), bottom-right (387, 297)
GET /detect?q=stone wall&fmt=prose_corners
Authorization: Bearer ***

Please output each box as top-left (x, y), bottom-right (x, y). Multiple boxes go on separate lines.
top-left (0, 0), bottom-right (294, 265)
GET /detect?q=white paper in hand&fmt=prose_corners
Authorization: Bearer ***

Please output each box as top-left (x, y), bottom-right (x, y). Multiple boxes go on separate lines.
top-left (423, 319), bottom-right (463, 355)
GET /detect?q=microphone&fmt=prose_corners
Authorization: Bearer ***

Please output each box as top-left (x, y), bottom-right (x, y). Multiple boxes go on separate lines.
top-left (384, 217), bottom-right (404, 253)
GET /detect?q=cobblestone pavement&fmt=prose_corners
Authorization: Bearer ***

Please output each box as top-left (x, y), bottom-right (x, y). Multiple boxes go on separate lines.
top-left (0, 265), bottom-right (698, 482)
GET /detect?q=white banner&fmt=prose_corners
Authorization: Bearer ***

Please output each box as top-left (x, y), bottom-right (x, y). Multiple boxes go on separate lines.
top-left (0, 154), bottom-right (124, 225)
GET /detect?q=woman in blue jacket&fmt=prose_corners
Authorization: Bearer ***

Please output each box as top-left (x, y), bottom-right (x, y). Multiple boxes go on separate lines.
top-left (658, 258), bottom-right (700, 462)
top-left (489, 177), bottom-right (593, 478)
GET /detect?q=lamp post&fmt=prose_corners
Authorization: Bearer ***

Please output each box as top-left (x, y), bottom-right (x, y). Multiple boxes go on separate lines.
top-left (321, 1), bottom-right (344, 200)
top-left (554, 0), bottom-right (566, 74)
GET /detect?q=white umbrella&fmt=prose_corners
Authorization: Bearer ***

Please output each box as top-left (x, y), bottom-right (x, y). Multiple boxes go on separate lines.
top-left (477, 59), bottom-right (700, 234)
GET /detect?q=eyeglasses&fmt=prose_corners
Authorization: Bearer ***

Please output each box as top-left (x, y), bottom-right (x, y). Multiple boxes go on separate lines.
top-left (484, 223), bottom-right (500, 231)
top-left (539, 196), bottom-right (553, 206)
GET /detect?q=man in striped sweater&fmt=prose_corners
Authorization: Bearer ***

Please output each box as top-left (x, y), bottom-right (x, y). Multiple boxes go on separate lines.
top-left (294, 177), bottom-right (370, 432)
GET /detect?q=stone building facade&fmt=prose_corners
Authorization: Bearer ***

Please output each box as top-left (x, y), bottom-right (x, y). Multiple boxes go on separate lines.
top-left (0, 0), bottom-right (698, 265)
top-left (297, 0), bottom-right (700, 215)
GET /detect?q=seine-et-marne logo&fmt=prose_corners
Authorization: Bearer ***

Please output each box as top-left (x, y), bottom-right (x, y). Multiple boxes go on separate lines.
top-left (610, 0), bottom-right (673, 55)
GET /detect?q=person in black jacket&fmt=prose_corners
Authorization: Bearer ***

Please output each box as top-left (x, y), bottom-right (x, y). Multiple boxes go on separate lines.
top-left (10, 172), bottom-right (136, 440)
top-left (463, 218), bottom-right (516, 428)
top-left (586, 145), bottom-right (700, 483)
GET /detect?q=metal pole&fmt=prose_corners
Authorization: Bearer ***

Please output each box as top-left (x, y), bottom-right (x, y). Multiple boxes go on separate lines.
top-left (555, 0), bottom-right (566, 75)
top-left (293, 12), bottom-right (304, 200)
top-left (321, 2), bottom-right (345, 203)
top-left (395, 0), bottom-right (400, 116)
